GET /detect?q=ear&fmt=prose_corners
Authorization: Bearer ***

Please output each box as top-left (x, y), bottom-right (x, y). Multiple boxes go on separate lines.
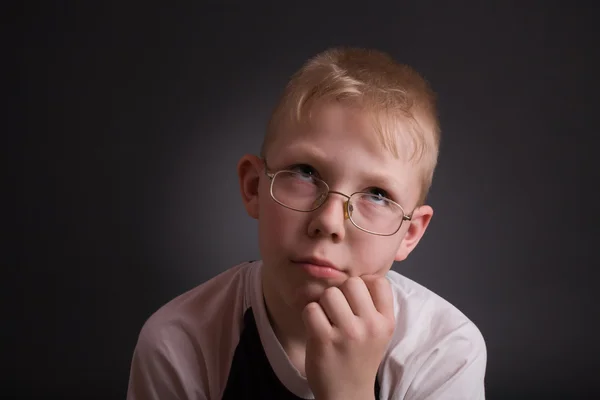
top-left (237, 154), bottom-right (263, 220)
top-left (394, 205), bottom-right (434, 262)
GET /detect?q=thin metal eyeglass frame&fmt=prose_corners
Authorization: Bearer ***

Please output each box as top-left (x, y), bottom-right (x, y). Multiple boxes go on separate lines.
top-left (263, 163), bottom-right (412, 236)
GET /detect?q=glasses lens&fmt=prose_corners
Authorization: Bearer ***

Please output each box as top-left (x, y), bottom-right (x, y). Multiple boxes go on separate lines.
top-left (271, 171), bottom-right (328, 211)
top-left (349, 193), bottom-right (405, 235)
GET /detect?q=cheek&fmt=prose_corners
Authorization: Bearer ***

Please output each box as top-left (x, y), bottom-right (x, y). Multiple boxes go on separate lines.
top-left (261, 201), bottom-right (290, 237)
top-left (258, 197), bottom-right (303, 255)
top-left (351, 235), bottom-right (402, 275)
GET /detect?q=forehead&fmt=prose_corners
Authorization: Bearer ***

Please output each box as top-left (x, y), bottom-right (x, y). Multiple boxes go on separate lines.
top-left (266, 102), bottom-right (421, 204)
top-left (269, 101), bottom-right (415, 163)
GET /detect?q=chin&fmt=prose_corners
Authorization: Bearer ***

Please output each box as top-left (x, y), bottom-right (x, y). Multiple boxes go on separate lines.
top-left (289, 280), bottom-right (330, 309)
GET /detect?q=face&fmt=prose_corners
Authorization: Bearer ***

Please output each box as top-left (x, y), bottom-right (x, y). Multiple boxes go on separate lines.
top-left (238, 102), bottom-right (433, 314)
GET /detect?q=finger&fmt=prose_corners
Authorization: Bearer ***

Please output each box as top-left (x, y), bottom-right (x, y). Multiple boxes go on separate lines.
top-left (362, 276), bottom-right (395, 321)
top-left (339, 277), bottom-right (377, 317)
top-left (318, 286), bottom-right (356, 331)
top-left (302, 302), bottom-right (333, 340)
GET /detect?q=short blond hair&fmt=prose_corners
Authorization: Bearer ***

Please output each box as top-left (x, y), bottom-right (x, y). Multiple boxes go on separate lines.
top-left (261, 47), bottom-right (441, 206)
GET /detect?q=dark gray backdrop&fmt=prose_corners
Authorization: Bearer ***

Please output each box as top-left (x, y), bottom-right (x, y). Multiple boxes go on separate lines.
top-left (8, 2), bottom-right (598, 399)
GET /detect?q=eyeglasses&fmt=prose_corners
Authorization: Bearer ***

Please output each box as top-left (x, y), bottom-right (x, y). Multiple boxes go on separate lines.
top-left (264, 162), bottom-right (412, 236)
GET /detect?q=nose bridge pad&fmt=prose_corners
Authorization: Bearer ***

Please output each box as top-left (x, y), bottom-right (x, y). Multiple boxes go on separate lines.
top-left (312, 192), bottom-right (327, 209)
top-left (343, 200), bottom-right (351, 220)
top-left (312, 191), bottom-right (351, 220)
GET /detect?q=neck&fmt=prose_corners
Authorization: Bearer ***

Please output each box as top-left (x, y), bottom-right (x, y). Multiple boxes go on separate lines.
top-left (261, 272), bottom-right (309, 369)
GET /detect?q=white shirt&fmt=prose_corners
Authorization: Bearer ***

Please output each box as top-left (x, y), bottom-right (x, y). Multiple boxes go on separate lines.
top-left (127, 260), bottom-right (487, 399)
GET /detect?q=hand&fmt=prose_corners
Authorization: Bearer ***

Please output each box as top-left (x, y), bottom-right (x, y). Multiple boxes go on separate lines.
top-left (302, 275), bottom-right (395, 400)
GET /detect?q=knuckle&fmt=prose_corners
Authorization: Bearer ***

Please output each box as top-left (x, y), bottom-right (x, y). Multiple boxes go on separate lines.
top-left (347, 276), bottom-right (363, 286)
top-left (385, 323), bottom-right (395, 336)
top-left (321, 286), bottom-right (340, 301)
top-left (380, 319), bottom-right (396, 337)
top-left (365, 318), bottom-right (380, 335)
top-left (303, 302), bottom-right (320, 315)
top-left (345, 321), bottom-right (365, 341)
top-left (372, 276), bottom-right (390, 291)
top-left (325, 286), bottom-right (341, 296)
top-left (341, 276), bottom-right (365, 293)
top-left (366, 317), bottom-right (394, 338)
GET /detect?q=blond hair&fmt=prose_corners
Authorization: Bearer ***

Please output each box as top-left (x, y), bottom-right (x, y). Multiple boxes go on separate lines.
top-left (260, 47), bottom-right (441, 206)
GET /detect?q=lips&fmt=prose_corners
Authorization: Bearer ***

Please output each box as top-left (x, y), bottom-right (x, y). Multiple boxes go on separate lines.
top-left (291, 256), bottom-right (346, 279)
top-left (292, 256), bottom-right (340, 271)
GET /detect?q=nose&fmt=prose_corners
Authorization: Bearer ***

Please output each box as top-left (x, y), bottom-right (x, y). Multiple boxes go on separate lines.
top-left (307, 192), bottom-right (349, 242)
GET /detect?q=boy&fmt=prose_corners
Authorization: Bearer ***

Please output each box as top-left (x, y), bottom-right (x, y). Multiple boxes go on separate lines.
top-left (126, 47), bottom-right (487, 399)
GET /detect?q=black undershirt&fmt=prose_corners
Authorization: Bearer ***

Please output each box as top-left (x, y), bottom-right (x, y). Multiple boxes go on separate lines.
top-left (222, 307), bottom-right (381, 399)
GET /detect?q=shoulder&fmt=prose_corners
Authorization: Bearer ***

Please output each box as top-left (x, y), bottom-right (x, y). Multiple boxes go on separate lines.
top-left (137, 260), bottom-right (261, 356)
top-left (385, 269), bottom-right (485, 344)
top-left (379, 270), bottom-right (487, 399)
top-left (127, 261), bottom-right (260, 400)
top-left (143, 261), bottom-right (255, 333)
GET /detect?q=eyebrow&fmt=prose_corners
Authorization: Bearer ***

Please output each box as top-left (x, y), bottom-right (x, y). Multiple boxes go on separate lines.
top-left (359, 170), bottom-right (399, 189)
top-left (279, 143), bottom-right (329, 164)
top-left (358, 169), bottom-right (407, 202)
top-left (278, 142), bottom-right (406, 201)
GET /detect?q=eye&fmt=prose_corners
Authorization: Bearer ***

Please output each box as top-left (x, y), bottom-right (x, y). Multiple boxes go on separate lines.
top-left (289, 164), bottom-right (318, 179)
top-left (364, 187), bottom-right (391, 205)
top-left (367, 187), bottom-right (389, 199)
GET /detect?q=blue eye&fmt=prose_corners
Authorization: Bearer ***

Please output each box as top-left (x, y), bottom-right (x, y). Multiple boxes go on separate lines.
top-left (290, 164), bottom-right (317, 178)
top-left (365, 188), bottom-right (390, 205)
top-left (368, 188), bottom-right (388, 198)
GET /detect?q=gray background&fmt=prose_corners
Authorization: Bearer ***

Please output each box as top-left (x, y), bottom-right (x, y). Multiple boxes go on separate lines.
top-left (8, 1), bottom-right (598, 398)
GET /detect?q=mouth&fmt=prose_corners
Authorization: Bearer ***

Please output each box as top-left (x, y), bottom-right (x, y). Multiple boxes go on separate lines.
top-left (292, 256), bottom-right (339, 269)
top-left (291, 257), bottom-right (345, 279)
